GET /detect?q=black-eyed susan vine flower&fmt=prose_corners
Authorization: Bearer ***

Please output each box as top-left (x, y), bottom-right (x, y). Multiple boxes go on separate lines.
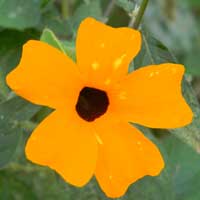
top-left (6, 17), bottom-right (193, 198)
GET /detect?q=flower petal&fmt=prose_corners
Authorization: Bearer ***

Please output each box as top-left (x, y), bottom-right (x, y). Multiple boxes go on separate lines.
top-left (7, 40), bottom-right (83, 109)
top-left (76, 17), bottom-right (141, 87)
top-left (94, 122), bottom-right (164, 198)
top-left (114, 64), bottom-right (193, 128)
top-left (26, 110), bottom-right (98, 187)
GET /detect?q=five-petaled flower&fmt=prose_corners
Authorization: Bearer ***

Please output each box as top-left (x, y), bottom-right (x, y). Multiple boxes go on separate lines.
top-left (6, 17), bottom-right (193, 198)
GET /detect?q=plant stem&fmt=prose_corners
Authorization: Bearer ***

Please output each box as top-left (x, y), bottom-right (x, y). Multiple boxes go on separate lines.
top-left (132, 0), bottom-right (149, 29)
top-left (61, 0), bottom-right (69, 20)
top-left (103, 0), bottom-right (115, 23)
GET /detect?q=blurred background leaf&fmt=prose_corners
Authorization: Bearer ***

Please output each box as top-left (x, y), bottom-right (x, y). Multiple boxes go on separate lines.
top-left (40, 28), bottom-right (76, 60)
top-left (0, 0), bottom-right (41, 30)
top-left (70, 0), bottom-right (103, 33)
top-left (40, 28), bottom-right (66, 53)
top-left (0, 97), bottom-right (40, 169)
top-left (143, 0), bottom-right (200, 76)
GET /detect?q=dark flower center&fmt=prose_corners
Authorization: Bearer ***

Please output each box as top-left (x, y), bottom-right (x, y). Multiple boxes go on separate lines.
top-left (76, 87), bottom-right (109, 122)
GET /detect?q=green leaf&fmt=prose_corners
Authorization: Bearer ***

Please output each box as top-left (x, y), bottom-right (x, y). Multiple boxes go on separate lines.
top-left (135, 30), bottom-right (200, 153)
top-left (40, 28), bottom-right (66, 53)
top-left (0, 97), bottom-right (40, 168)
top-left (38, 1), bottom-right (72, 37)
top-left (162, 135), bottom-right (200, 200)
top-left (0, 130), bottom-right (21, 169)
top-left (0, 0), bottom-right (41, 30)
top-left (71, 0), bottom-right (103, 32)
top-left (135, 31), bottom-right (177, 67)
top-left (183, 0), bottom-right (200, 6)
top-left (184, 45), bottom-right (200, 76)
top-left (116, 0), bottom-right (135, 13)
top-left (0, 69), bottom-right (8, 102)
top-left (40, 28), bottom-right (76, 61)
top-left (0, 29), bottom-right (39, 102)
top-left (62, 40), bottom-right (76, 61)
top-left (170, 82), bottom-right (200, 154)
top-left (0, 28), bottom-right (39, 169)
top-left (0, 168), bottom-right (37, 199)
top-left (144, 1), bottom-right (199, 54)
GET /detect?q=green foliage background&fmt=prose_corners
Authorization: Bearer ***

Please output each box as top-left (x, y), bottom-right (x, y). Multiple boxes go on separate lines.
top-left (0, 0), bottom-right (200, 199)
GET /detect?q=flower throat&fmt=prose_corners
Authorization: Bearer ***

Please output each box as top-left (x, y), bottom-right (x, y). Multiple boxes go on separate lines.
top-left (76, 87), bottom-right (109, 122)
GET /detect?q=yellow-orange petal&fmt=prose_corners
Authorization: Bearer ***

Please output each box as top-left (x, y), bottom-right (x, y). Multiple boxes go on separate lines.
top-left (94, 122), bottom-right (164, 198)
top-left (25, 110), bottom-right (98, 187)
top-left (76, 17), bottom-right (141, 87)
top-left (114, 64), bottom-right (193, 128)
top-left (6, 40), bottom-right (83, 109)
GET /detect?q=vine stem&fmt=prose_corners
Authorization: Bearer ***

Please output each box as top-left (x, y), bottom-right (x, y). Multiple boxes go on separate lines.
top-left (103, 0), bottom-right (115, 23)
top-left (130, 0), bottom-right (149, 29)
top-left (61, 0), bottom-right (69, 19)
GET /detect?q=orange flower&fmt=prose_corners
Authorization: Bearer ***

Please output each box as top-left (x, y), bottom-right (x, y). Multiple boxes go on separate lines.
top-left (6, 17), bottom-right (193, 198)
